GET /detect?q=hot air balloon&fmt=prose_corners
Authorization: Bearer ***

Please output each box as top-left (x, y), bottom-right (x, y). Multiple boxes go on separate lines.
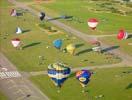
top-left (76, 70), bottom-right (91, 88)
top-left (11, 38), bottom-right (21, 48)
top-left (66, 44), bottom-right (76, 55)
top-left (117, 29), bottom-right (128, 40)
top-left (10, 9), bottom-right (17, 16)
top-left (87, 18), bottom-right (98, 30)
top-left (16, 27), bottom-right (22, 34)
top-left (53, 39), bottom-right (62, 49)
top-left (39, 12), bottom-right (45, 21)
top-left (48, 62), bottom-right (71, 88)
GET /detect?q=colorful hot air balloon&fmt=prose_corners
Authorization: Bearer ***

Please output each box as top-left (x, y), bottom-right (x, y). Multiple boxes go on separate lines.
top-left (76, 70), bottom-right (91, 87)
top-left (39, 12), bottom-right (45, 21)
top-left (66, 44), bottom-right (76, 55)
top-left (10, 9), bottom-right (17, 16)
top-left (53, 39), bottom-right (62, 49)
top-left (11, 38), bottom-right (21, 47)
top-left (87, 18), bottom-right (98, 30)
top-left (117, 29), bottom-right (128, 40)
top-left (48, 62), bottom-right (71, 87)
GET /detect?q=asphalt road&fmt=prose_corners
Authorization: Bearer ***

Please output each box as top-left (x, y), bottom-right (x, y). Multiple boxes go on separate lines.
top-left (0, 53), bottom-right (49, 100)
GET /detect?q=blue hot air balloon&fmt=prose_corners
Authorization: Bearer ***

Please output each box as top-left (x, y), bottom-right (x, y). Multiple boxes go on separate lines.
top-left (48, 62), bottom-right (71, 87)
top-left (53, 39), bottom-right (62, 49)
top-left (76, 70), bottom-right (91, 87)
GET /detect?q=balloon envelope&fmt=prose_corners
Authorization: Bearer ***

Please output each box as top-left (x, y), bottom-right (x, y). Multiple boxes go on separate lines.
top-left (10, 9), bottom-right (16, 16)
top-left (66, 44), bottom-right (76, 55)
top-left (48, 62), bottom-right (71, 87)
top-left (39, 12), bottom-right (45, 21)
top-left (53, 39), bottom-right (62, 49)
top-left (87, 18), bottom-right (98, 30)
top-left (76, 70), bottom-right (91, 87)
top-left (11, 38), bottom-right (20, 47)
top-left (117, 29), bottom-right (128, 40)
top-left (16, 27), bottom-right (22, 34)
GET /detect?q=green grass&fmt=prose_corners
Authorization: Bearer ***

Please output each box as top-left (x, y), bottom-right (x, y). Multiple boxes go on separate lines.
top-left (100, 36), bottom-right (132, 56)
top-left (30, 0), bottom-right (132, 35)
top-left (30, 67), bottom-right (132, 100)
top-left (0, 1), bottom-right (121, 72)
top-left (0, 91), bottom-right (7, 100)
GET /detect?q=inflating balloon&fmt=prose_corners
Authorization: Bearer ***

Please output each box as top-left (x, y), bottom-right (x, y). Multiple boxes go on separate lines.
top-left (48, 62), bottom-right (71, 88)
top-left (117, 29), bottom-right (128, 40)
top-left (11, 38), bottom-right (21, 47)
top-left (53, 39), bottom-right (62, 49)
top-left (76, 70), bottom-right (91, 87)
top-left (66, 44), bottom-right (76, 55)
top-left (87, 18), bottom-right (98, 30)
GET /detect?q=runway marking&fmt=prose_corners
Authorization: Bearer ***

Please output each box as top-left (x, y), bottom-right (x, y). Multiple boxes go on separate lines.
top-left (0, 71), bottom-right (21, 79)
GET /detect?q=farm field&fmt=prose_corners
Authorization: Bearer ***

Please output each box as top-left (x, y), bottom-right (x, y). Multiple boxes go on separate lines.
top-left (30, 67), bottom-right (132, 100)
top-left (28, 0), bottom-right (132, 35)
top-left (0, 0), bottom-right (132, 100)
top-left (0, 0), bottom-right (121, 72)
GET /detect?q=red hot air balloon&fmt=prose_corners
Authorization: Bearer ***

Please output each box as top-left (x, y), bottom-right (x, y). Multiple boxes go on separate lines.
top-left (87, 18), bottom-right (98, 30)
top-left (11, 38), bottom-right (21, 47)
top-left (117, 29), bottom-right (128, 40)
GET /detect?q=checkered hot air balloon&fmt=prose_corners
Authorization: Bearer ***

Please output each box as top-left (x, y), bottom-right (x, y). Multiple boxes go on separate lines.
top-left (117, 29), bottom-right (128, 40)
top-left (48, 62), bottom-right (71, 87)
top-left (76, 70), bottom-right (91, 87)
top-left (87, 18), bottom-right (98, 30)
top-left (11, 38), bottom-right (21, 47)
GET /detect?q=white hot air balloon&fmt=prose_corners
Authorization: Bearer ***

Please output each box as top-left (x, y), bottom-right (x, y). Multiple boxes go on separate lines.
top-left (87, 18), bottom-right (98, 30)
top-left (11, 38), bottom-right (21, 47)
top-left (16, 27), bottom-right (22, 34)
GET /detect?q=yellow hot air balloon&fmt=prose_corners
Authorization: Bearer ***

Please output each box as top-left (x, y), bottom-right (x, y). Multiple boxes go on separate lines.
top-left (66, 44), bottom-right (76, 55)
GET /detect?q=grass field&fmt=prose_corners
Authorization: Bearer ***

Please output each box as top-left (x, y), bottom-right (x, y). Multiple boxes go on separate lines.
top-left (0, 0), bottom-right (121, 72)
top-left (0, 91), bottom-right (7, 100)
top-left (100, 36), bottom-right (132, 56)
top-left (30, 67), bottom-right (132, 100)
top-left (1, 0), bottom-right (132, 100)
top-left (29, 0), bottom-right (132, 35)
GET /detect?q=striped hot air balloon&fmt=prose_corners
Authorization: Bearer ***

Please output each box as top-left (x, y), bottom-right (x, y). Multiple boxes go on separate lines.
top-left (11, 38), bottom-right (21, 47)
top-left (48, 62), bottom-right (71, 87)
top-left (117, 29), bottom-right (128, 40)
top-left (76, 70), bottom-right (91, 87)
top-left (87, 18), bottom-right (98, 30)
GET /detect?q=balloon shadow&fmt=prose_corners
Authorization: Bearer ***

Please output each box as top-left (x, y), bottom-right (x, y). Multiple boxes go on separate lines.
top-left (22, 29), bottom-right (31, 33)
top-left (75, 43), bottom-right (84, 48)
top-left (76, 48), bottom-right (92, 55)
top-left (47, 16), bottom-right (73, 21)
top-left (126, 83), bottom-right (132, 89)
top-left (102, 45), bottom-right (120, 53)
top-left (23, 42), bottom-right (41, 49)
top-left (128, 34), bottom-right (132, 39)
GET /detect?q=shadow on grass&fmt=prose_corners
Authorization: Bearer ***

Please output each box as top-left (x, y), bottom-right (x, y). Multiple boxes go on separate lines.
top-left (128, 34), bottom-right (132, 39)
top-left (22, 29), bottom-right (31, 33)
top-left (76, 48), bottom-right (92, 55)
top-left (23, 42), bottom-right (41, 49)
top-left (75, 43), bottom-right (84, 48)
top-left (47, 16), bottom-right (73, 21)
top-left (102, 45), bottom-right (120, 53)
top-left (126, 83), bottom-right (132, 89)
